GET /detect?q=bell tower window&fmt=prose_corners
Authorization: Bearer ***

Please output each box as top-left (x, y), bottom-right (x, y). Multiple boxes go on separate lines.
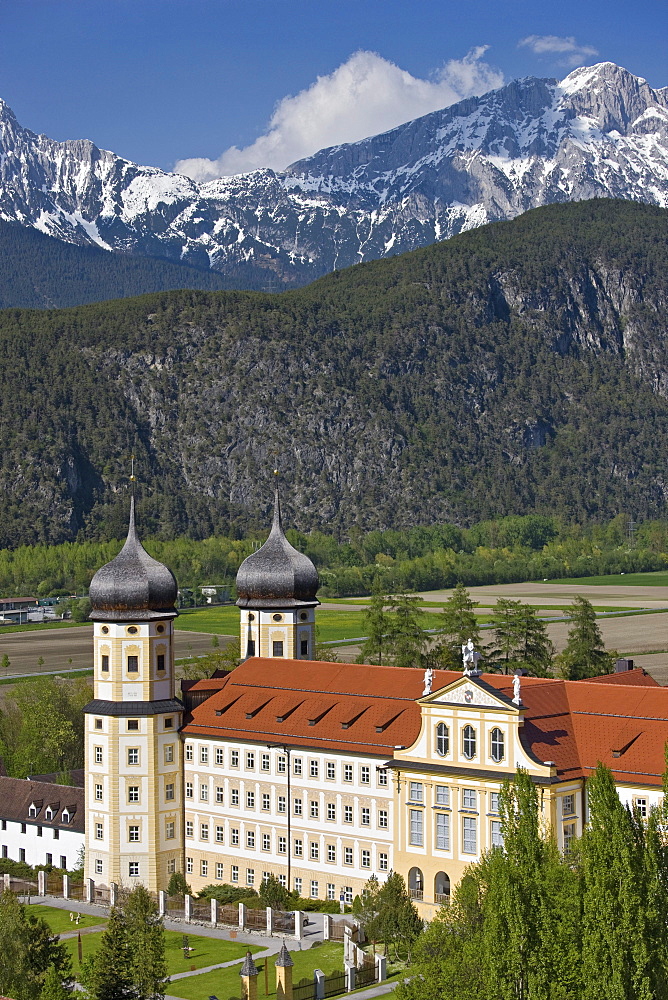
top-left (300, 640), bottom-right (308, 656)
top-left (101, 655), bottom-right (109, 672)
top-left (157, 654), bottom-right (165, 672)
top-left (273, 641), bottom-right (284, 657)
top-left (127, 655), bottom-right (138, 673)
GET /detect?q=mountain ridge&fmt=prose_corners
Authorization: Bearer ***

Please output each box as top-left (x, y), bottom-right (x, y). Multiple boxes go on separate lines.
top-left (0, 62), bottom-right (666, 292)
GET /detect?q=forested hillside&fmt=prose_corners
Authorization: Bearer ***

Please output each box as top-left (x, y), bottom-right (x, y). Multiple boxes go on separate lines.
top-left (0, 199), bottom-right (667, 547)
top-left (0, 221), bottom-right (285, 308)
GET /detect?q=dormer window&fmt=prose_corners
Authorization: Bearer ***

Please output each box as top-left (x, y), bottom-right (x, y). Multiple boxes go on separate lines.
top-left (28, 802), bottom-right (41, 818)
top-left (44, 808), bottom-right (53, 821)
top-left (62, 810), bottom-right (71, 823)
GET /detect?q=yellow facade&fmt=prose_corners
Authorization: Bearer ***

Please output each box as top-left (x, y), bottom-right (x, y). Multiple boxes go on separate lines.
top-left (239, 606), bottom-right (316, 660)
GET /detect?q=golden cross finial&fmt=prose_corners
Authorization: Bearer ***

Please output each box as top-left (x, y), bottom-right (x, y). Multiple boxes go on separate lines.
top-left (130, 455), bottom-right (136, 484)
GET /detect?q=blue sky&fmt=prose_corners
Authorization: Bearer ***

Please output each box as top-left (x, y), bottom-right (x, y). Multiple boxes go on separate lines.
top-left (0, 0), bottom-right (664, 178)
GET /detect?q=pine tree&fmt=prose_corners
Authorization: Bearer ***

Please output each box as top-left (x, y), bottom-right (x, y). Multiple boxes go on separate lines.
top-left (39, 965), bottom-right (71, 1000)
top-left (81, 905), bottom-right (135, 1000)
top-left (371, 872), bottom-right (422, 962)
top-left (359, 587), bottom-right (390, 665)
top-left (125, 885), bottom-right (168, 1000)
top-left (435, 582), bottom-right (482, 667)
top-left (557, 596), bottom-right (612, 679)
top-left (386, 593), bottom-right (426, 668)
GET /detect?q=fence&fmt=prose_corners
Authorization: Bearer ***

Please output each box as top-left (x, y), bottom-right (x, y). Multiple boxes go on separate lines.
top-left (355, 955), bottom-right (377, 989)
top-left (322, 970), bottom-right (347, 997)
top-left (219, 903), bottom-right (241, 925)
top-left (46, 874), bottom-right (63, 897)
top-left (245, 907), bottom-right (267, 931)
top-left (166, 896), bottom-right (186, 919)
top-left (330, 919), bottom-right (357, 942)
top-left (293, 977), bottom-right (317, 1000)
top-left (67, 880), bottom-right (84, 900)
top-left (191, 898), bottom-right (212, 921)
top-left (272, 910), bottom-right (295, 934)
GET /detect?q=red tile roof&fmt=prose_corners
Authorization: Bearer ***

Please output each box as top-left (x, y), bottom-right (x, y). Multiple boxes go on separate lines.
top-left (183, 660), bottom-right (668, 785)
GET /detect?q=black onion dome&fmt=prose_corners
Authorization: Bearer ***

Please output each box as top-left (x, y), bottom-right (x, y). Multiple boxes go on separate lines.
top-left (89, 498), bottom-right (178, 621)
top-left (236, 491), bottom-right (319, 609)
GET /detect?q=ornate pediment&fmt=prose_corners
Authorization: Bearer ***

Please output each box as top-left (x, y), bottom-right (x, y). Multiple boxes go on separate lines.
top-left (428, 678), bottom-right (515, 710)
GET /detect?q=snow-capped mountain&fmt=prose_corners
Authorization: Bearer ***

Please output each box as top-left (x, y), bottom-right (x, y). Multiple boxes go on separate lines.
top-left (1, 62), bottom-right (667, 287)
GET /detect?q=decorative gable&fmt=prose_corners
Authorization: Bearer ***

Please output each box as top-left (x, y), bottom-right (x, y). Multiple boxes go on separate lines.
top-left (426, 676), bottom-right (517, 712)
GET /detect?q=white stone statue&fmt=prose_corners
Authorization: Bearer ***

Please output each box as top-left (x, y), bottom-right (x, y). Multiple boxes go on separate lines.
top-left (513, 672), bottom-right (522, 705)
top-left (462, 638), bottom-right (481, 676)
top-left (422, 667), bottom-right (433, 696)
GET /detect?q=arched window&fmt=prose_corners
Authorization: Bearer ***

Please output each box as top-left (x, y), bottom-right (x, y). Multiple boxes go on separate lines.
top-left (436, 722), bottom-right (449, 757)
top-left (490, 728), bottom-right (505, 762)
top-left (462, 725), bottom-right (476, 760)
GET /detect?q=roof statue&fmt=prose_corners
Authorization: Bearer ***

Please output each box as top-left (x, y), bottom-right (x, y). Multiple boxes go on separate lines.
top-left (462, 638), bottom-right (482, 676)
top-left (236, 485), bottom-right (319, 609)
top-left (513, 672), bottom-right (522, 706)
top-left (422, 667), bottom-right (433, 696)
top-left (89, 496), bottom-right (178, 621)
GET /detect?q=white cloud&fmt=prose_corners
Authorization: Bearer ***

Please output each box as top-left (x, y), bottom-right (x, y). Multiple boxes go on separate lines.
top-left (518, 34), bottom-right (599, 68)
top-left (174, 47), bottom-right (504, 182)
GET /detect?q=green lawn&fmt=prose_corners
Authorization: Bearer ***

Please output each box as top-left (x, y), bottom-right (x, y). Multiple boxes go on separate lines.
top-left (545, 571), bottom-right (668, 587)
top-left (176, 606), bottom-right (239, 635)
top-left (25, 904), bottom-right (106, 935)
top-left (0, 620), bottom-right (91, 634)
top-left (168, 942), bottom-right (344, 1000)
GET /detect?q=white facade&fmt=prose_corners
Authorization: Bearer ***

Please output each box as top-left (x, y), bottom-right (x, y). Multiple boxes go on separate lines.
top-left (0, 817), bottom-right (83, 871)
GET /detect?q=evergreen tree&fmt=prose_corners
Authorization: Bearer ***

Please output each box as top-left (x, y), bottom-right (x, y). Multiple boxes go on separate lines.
top-left (557, 596), bottom-right (612, 679)
top-left (259, 873), bottom-right (291, 910)
top-left (386, 593), bottom-right (426, 668)
top-left (166, 871), bottom-right (191, 897)
top-left (125, 885), bottom-right (167, 1000)
top-left (489, 600), bottom-right (553, 675)
top-left (81, 905), bottom-right (135, 1000)
top-left (368, 872), bottom-right (422, 961)
top-left (39, 965), bottom-right (71, 1000)
top-left (359, 587), bottom-right (390, 665)
top-left (0, 891), bottom-right (71, 1000)
top-left (434, 582), bottom-right (481, 668)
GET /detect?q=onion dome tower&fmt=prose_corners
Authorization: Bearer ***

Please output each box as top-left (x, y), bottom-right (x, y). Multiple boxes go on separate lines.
top-left (84, 496), bottom-right (184, 892)
top-left (236, 487), bottom-right (319, 660)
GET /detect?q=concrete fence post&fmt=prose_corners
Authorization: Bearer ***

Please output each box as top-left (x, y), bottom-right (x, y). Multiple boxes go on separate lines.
top-left (184, 894), bottom-right (193, 923)
top-left (239, 901), bottom-right (246, 929)
top-left (3, 873), bottom-right (10, 891)
top-left (314, 970), bottom-right (325, 1000)
top-left (375, 954), bottom-right (387, 982)
top-left (85, 878), bottom-right (94, 904)
top-left (322, 914), bottom-right (330, 941)
top-left (345, 964), bottom-right (356, 993)
top-left (294, 910), bottom-right (303, 943)
top-left (266, 906), bottom-right (273, 936)
top-left (63, 874), bottom-right (70, 899)
top-left (158, 890), bottom-right (166, 917)
top-left (38, 870), bottom-right (46, 896)
top-left (110, 882), bottom-right (118, 907)
top-left (211, 897), bottom-right (218, 925)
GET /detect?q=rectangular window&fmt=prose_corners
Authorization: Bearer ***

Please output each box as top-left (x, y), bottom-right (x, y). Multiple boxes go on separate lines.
top-left (361, 807), bottom-right (370, 826)
top-left (436, 785), bottom-right (450, 806)
top-left (310, 880), bottom-right (319, 898)
top-left (216, 863), bottom-right (224, 880)
top-left (436, 813), bottom-right (450, 850)
top-left (53, 830), bottom-right (59, 841)
top-left (261, 753), bottom-right (270, 771)
top-left (231, 789), bottom-right (239, 806)
top-left (95, 823), bottom-right (103, 841)
top-left (165, 782), bottom-right (175, 801)
top-left (200, 823), bottom-right (209, 841)
top-left (2, 847), bottom-right (7, 858)
top-left (19, 848), bottom-right (25, 862)
top-left (157, 654), bottom-right (165, 672)
top-left (301, 640), bottom-right (309, 656)
top-left (128, 826), bottom-right (140, 842)
top-left (378, 809), bottom-right (388, 828)
top-left (262, 833), bottom-right (271, 851)
top-left (247, 869), bottom-right (255, 886)
top-left (409, 781), bottom-right (423, 802)
top-left (37, 826), bottom-right (42, 838)
top-left (278, 874), bottom-right (286, 887)
top-left (490, 792), bottom-right (500, 813)
top-left (186, 857), bottom-right (193, 874)
top-left (94, 859), bottom-right (102, 874)
top-left (294, 877), bottom-right (302, 895)
top-left (127, 655), bottom-right (138, 673)
top-left (310, 842), bottom-right (319, 860)
top-left (343, 764), bottom-right (353, 782)
top-left (164, 716), bottom-right (173, 729)
top-left (231, 828), bottom-right (239, 846)
top-left (327, 803), bottom-right (336, 821)
top-left (127, 748), bottom-right (139, 765)
top-left (491, 820), bottom-right (503, 847)
top-left (293, 757), bottom-right (303, 775)
top-left (101, 654), bottom-right (109, 672)
top-left (129, 862), bottom-right (139, 877)
top-left (310, 759), bottom-right (319, 778)
top-left (262, 793), bottom-right (270, 811)
top-left (278, 836), bottom-right (287, 854)
top-left (95, 746), bottom-right (103, 764)
top-left (327, 883), bottom-right (336, 900)
top-left (95, 718), bottom-right (103, 730)
top-left (200, 784), bottom-right (209, 801)
top-left (344, 806), bottom-right (353, 823)
top-left (164, 745), bottom-right (174, 764)
top-left (201, 860), bottom-right (208, 877)
top-left (360, 766), bottom-right (370, 784)
top-left (272, 641), bottom-right (284, 657)
top-left (327, 844), bottom-right (336, 862)
top-left (294, 839), bottom-right (303, 857)
top-left (95, 783), bottom-right (103, 801)
top-left (247, 791), bottom-right (255, 809)
top-left (409, 809), bottom-right (423, 846)
top-left (379, 852), bottom-right (388, 871)
top-left (277, 755), bottom-right (287, 774)
top-left (21, 823), bottom-right (26, 834)
top-left (246, 751), bottom-right (255, 769)
top-left (462, 789), bottom-right (477, 810)
top-left (127, 719), bottom-right (139, 731)
top-left (185, 744), bottom-right (193, 761)
top-left (167, 859), bottom-right (176, 874)
top-left (326, 762), bottom-right (336, 780)
top-left (277, 796), bottom-right (286, 814)
top-left (166, 822), bottom-right (175, 840)
top-left (128, 786), bottom-right (139, 803)
top-left (246, 831), bottom-right (255, 849)
top-left (378, 769), bottom-right (388, 786)
top-left (215, 747), bottom-right (224, 765)
top-left (563, 822), bottom-right (577, 853)
top-left (231, 750), bottom-right (239, 768)
top-left (200, 746), bottom-right (209, 764)
top-left (216, 826), bottom-right (224, 844)
top-left (463, 816), bottom-right (477, 854)
top-left (310, 801), bottom-right (319, 819)
top-left (185, 782), bottom-right (193, 799)
top-left (293, 797), bottom-right (303, 816)
top-left (361, 850), bottom-right (371, 868)
top-left (231, 865), bottom-right (239, 883)
top-left (344, 847), bottom-right (353, 865)
top-left (185, 821), bottom-right (193, 837)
